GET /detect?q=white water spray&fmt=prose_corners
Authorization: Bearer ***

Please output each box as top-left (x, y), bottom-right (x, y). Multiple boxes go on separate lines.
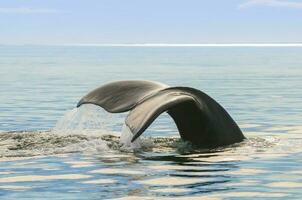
top-left (52, 104), bottom-right (143, 151)
top-left (119, 123), bottom-right (142, 150)
top-left (53, 104), bottom-right (114, 133)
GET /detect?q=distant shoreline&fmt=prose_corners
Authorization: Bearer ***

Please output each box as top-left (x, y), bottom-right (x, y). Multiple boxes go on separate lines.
top-left (1, 43), bottom-right (302, 47)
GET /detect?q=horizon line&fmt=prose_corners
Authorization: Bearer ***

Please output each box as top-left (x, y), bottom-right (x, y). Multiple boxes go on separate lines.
top-left (1, 43), bottom-right (302, 47)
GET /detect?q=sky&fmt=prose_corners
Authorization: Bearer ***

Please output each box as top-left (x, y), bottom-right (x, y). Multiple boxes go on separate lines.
top-left (0, 0), bottom-right (302, 45)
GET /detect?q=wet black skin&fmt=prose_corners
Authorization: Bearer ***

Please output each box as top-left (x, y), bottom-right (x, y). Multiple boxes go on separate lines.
top-left (77, 80), bottom-right (245, 148)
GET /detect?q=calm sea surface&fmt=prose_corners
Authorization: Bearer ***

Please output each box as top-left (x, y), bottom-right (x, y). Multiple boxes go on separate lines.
top-left (0, 46), bottom-right (302, 199)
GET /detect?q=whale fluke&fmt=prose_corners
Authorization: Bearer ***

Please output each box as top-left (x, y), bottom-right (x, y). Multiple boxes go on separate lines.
top-left (77, 80), bottom-right (245, 148)
top-left (77, 80), bottom-right (168, 113)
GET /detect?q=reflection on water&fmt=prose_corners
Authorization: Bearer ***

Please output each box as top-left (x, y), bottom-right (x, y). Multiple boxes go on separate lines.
top-left (0, 46), bottom-right (302, 199)
top-left (1, 106), bottom-right (302, 199)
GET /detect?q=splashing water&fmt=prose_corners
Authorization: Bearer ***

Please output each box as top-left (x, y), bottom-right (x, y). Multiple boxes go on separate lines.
top-left (119, 123), bottom-right (142, 150)
top-left (53, 104), bottom-right (115, 133)
top-left (52, 104), bottom-right (147, 152)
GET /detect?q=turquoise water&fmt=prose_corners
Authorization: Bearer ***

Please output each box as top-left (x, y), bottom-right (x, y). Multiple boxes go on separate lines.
top-left (0, 46), bottom-right (302, 199)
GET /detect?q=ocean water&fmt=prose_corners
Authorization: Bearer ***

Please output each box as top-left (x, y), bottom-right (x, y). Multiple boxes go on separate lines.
top-left (0, 45), bottom-right (302, 199)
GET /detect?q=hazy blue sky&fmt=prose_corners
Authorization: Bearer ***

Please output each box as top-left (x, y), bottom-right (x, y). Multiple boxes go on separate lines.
top-left (0, 0), bottom-right (301, 44)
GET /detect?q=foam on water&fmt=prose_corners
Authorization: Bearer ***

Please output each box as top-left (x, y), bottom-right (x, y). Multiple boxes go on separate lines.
top-left (1, 103), bottom-right (302, 158)
top-left (0, 104), bottom-right (149, 157)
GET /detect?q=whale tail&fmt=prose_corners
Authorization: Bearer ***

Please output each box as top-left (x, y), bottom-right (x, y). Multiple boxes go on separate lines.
top-left (77, 80), bottom-right (245, 148)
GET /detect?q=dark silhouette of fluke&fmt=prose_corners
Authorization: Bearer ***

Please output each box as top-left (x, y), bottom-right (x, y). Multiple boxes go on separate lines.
top-left (77, 80), bottom-right (245, 148)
